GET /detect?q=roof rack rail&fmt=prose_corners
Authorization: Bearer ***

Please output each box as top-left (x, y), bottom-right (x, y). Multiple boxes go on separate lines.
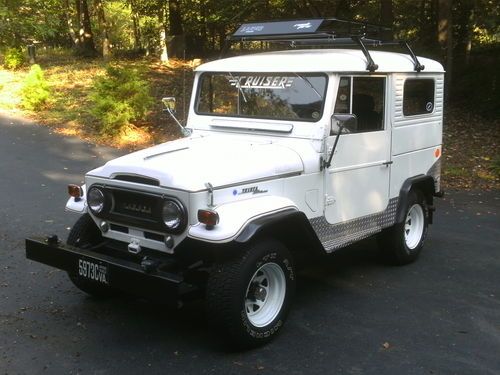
top-left (222, 18), bottom-right (425, 72)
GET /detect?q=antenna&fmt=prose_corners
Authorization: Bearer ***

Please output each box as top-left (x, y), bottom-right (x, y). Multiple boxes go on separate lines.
top-left (183, 48), bottom-right (187, 123)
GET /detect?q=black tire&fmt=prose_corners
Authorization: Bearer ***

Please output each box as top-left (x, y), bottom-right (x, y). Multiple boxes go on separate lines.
top-left (206, 239), bottom-right (296, 349)
top-left (67, 214), bottom-right (115, 298)
top-left (378, 190), bottom-right (429, 265)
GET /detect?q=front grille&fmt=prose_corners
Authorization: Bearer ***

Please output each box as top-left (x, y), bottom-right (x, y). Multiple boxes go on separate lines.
top-left (90, 185), bottom-right (187, 234)
top-left (113, 189), bottom-right (161, 221)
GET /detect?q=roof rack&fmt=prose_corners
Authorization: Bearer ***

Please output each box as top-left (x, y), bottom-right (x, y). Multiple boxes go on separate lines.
top-left (222, 18), bottom-right (425, 72)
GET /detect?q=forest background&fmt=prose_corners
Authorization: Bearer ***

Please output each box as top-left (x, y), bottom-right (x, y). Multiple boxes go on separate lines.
top-left (0, 0), bottom-right (498, 189)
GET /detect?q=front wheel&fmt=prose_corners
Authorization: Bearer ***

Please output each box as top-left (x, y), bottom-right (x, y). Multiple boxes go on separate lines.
top-left (378, 190), bottom-right (429, 265)
top-left (206, 239), bottom-right (296, 348)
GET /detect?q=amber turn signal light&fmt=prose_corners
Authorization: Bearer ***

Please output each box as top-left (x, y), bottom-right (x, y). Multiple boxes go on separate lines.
top-left (198, 209), bottom-right (219, 229)
top-left (68, 184), bottom-right (83, 199)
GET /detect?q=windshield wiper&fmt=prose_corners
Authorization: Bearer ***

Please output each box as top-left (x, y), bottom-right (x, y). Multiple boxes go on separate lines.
top-left (294, 73), bottom-right (323, 100)
top-left (227, 72), bottom-right (248, 103)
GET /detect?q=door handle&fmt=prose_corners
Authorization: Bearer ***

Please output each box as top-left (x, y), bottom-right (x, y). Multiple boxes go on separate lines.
top-left (382, 161), bottom-right (393, 166)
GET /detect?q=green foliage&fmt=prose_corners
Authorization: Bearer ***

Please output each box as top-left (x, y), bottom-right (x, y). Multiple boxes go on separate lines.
top-left (3, 47), bottom-right (25, 70)
top-left (20, 64), bottom-right (51, 110)
top-left (90, 65), bottom-right (153, 135)
top-left (0, 0), bottom-right (66, 47)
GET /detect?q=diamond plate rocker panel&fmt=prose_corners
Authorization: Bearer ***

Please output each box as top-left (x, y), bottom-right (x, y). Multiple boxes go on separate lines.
top-left (310, 198), bottom-right (399, 253)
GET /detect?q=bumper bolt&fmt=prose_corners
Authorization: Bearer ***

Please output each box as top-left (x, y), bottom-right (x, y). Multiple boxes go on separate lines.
top-left (47, 235), bottom-right (59, 246)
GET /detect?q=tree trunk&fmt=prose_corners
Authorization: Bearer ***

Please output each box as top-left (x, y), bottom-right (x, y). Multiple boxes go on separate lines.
top-left (95, 0), bottom-right (110, 59)
top-left (75, 0), bottom-right (97, 56)
top-left (438, 0), bottom-right (453, 94)
top-left (199, 1), bottom-right (207, 55)
top-left (169, 0), bottom-right (183, 35)
top-left (168, 0), bottom-right (185, 58)
top-left (417, 0), bottom-right (438, 53)
top-left (380, 0), bottom-right (394, 40)
top-left (64, 0), bottom-right (78, 47)
top-left (453, 0), bottom-right (474, 70)
top-left (131, 1), bottom-right (142, 50)
top-left (159, 6), bottom-right (168, 62)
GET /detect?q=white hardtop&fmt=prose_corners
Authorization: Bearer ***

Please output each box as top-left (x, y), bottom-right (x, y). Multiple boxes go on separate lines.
top-left (196, 49), bottom-right (444, 74)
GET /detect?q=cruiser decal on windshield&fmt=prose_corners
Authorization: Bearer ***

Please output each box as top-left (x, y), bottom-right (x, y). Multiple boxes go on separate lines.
top-left (228, 75), bottom-right (295, 89)
top-left (196, 72), bottom-right (327, 122)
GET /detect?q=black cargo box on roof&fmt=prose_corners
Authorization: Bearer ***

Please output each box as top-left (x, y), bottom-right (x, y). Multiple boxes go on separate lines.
top-left (224, 18), bottom-right (425, 73)
top-left (233, 19), bottom-right (324, 37)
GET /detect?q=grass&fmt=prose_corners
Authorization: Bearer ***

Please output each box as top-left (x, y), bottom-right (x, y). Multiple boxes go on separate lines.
top-left (0, 49), bottom-right (498, 190)
top-left (443, 165), bottom-right (469, 178)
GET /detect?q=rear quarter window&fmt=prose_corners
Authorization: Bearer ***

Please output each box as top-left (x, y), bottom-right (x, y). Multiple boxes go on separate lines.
top-left (403, 79), bottom-right (435, 116)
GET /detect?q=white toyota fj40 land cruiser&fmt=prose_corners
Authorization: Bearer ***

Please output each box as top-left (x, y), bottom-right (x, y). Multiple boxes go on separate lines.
top-left (26, 19), bottom-right (444, 348)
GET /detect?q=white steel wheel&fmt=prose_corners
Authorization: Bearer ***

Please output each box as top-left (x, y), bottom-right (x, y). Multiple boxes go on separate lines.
top-left (377, 190), bottom-right (429, 265)
top-left (244, 263), bottom-right (286, 328)
top-left (404, 204), bottom-right (425, 250)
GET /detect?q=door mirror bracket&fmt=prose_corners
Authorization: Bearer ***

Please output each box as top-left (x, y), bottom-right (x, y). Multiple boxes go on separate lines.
top-left (322, 114), bottom-right (356, 170)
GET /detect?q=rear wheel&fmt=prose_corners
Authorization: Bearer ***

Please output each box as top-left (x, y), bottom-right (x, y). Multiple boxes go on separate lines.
top-left (67, 214), bottom-right (115, 298)
top-left (378, 190), bottom-right (429, 265)
top-left (206, 239), bottom-right (295, 348)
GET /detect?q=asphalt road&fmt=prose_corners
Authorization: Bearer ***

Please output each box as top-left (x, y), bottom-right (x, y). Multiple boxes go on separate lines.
top-left (1, 113), bottom-right (499, 375)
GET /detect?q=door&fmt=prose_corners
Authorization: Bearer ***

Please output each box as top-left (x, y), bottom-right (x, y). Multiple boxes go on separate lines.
top-left (324, 76), bottom-right (391, 224)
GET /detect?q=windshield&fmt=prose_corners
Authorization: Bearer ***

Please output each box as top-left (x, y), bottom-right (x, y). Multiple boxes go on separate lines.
top-left (196, 72), bottom-right (328, 122)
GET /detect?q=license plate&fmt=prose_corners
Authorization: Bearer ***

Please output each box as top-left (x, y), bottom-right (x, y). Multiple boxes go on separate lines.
top-left (77, 258), bottom-right (109, 285)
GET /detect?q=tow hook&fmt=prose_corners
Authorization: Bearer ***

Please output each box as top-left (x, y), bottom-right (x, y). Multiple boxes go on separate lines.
top-left (128, 238), bottom-right (141, 254)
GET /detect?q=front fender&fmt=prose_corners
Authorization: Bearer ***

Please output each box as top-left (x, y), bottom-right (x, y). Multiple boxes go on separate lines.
top-left (65, 184), bottom-right (87, 214)
top-left (187, 196), bottom-right (298, 243)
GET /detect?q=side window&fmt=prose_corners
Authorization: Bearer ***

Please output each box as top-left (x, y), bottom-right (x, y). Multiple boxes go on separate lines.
top-left (334, 76), bottom-right (385, 132)
top-left (403, 79), bottom-right (435, 116)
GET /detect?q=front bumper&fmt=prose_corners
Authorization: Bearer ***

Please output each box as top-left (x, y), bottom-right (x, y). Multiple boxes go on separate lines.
top-left (25, 236), bottom-right (185, 305)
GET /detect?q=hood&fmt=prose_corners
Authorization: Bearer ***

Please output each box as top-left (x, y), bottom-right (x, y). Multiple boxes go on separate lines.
top-left (87, 134), bottom-right (304, 191)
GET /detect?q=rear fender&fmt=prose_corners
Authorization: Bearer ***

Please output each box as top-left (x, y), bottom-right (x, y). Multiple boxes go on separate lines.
top-left (396, 176), bottom-right (435, 224)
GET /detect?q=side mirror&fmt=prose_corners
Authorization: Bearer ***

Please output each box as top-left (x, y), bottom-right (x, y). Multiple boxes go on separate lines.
top-left (161, 96), bottom-right (191, 137)
top-left (162, 97), bottom-right (177, 114)
top-left (331, 113), bottom-right (357, 134)
top-left (323, 113), bottom-right (357, 170)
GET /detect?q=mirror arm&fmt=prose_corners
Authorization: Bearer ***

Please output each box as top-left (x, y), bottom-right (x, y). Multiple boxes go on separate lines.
top-left (323, 124), bottom-right (344, 170)
top-left (164, 107), bottom-right (191, 137)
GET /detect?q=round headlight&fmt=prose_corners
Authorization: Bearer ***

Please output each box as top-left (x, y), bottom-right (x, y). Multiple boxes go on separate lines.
top-left (162, 200), bottom-right (183, 229)
top-left (87, 187), bottom-right (105, 213)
